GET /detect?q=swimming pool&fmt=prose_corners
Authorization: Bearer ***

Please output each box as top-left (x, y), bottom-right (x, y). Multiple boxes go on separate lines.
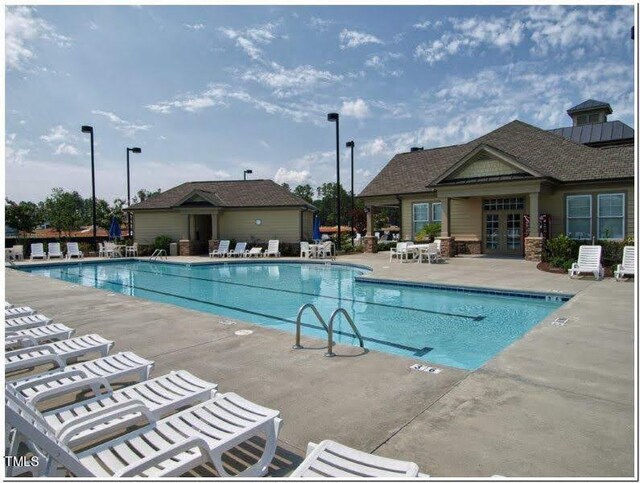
top-left (20, 261), bottom-right (566, 370)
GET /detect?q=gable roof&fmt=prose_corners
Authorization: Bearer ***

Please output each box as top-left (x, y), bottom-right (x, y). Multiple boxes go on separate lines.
top-left (358, 120), bottom-right (634, 198)
top-left (567, 99), bottom-right (612, 115)
top-left (128, 179), bottom-right (316, 211)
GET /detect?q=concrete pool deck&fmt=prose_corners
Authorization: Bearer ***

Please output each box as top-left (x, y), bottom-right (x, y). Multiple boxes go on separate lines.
top-left (5, 253), bottom-right (635, 477)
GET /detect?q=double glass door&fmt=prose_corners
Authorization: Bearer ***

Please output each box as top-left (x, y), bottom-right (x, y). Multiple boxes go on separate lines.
top-left (484, 211), bottom-right (523, 255)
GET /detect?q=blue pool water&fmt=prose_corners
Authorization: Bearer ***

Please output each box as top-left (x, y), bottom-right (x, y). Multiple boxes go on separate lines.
top-left (20, 261), bottom-right (566, 370)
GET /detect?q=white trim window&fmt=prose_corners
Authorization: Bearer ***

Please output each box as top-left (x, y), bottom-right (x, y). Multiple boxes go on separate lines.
top-left (566, 195), bottom-right (592, 239)
top-left (597, 193), bottom-right (625, 239)
top-left (412, 203), bottom-right (430, 235)
top-left (431, 203), bottom-right (442, 223)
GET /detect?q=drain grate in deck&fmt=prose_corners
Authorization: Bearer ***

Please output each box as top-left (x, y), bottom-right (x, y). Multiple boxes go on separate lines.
top-left (410, 363), bottom-right (441, 374)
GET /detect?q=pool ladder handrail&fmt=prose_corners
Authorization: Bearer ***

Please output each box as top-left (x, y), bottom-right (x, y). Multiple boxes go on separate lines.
top-left (149, 249), bottom-right (167, 262)
top-left (293, 303), bottom-right (365, 357)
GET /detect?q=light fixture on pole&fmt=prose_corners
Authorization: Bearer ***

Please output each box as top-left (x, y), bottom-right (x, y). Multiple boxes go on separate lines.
top-left (81, 125), bottom-right (97, 251)
top-left (327, 112), bottom-right (341, 250)
top-left (126, 147), bottom-right (142, 238)
top-left (243, 169), bottom-right (253, 180)
top-left (346, 140), bottom-right (355, 244)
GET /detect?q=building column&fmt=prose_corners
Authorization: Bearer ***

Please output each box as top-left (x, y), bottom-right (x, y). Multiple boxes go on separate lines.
top-left (211, 213), bottom-right (218, 240)
top-left (524, 192), bottom-right (543, 262)
top-left (440, 197), bottom-right (449, 237)
top-left (364, 206), bottom-right (378, 253)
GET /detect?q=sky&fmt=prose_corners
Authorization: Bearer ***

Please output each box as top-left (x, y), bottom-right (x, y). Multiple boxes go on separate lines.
top-left (5, 4), bottom-right (635, 203)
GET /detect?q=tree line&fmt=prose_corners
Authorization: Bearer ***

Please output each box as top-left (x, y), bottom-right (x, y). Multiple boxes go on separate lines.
top-left (5, 188), bottom-right (162, 238)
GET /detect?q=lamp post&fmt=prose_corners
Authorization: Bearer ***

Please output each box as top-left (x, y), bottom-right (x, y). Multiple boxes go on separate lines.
top-left (126, 147), bottom-right (142, 238)
top-left (81, 125), bottom-right (97, 251)
top-left (243, 169), bottom-right (253, 180)
top-left (327, 112), bottom-right (341, 250)
top-left (346, 140), bottom-right (355, 244)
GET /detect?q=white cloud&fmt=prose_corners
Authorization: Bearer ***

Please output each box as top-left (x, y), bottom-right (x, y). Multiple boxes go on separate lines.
top-left (91, 110), bottom-right (151, 137)
top-left (219, 22), bottom-right (280, 61)
top-left (308, 17), bottom-right (333, 32)
top-left (54, 143), bottom-right (79, 156)
top-left (339, 29), bottom-right (383, 49)
top-left (5, 6), bottom-right (71, 71)
top-left (40, 125), bottom-right (69, 143)
top-left (241, 63), bottom-right (343, 97)
top-left (184, 23), bottom-right (205, 31)
top-left (273, 167), bottom-right (310, 185)
top-left (341, 98), bottom-right (371, 119)
top-left (89, 21), bottom-right (99, 30)
top-left (413, 20), bottom-right (431, 30)
top-left (259, 140), bottom-right (271, 149)
top-left (360, 138), bottom-right (388, 157)
top-left (364, 52), bottom-right (404, 77)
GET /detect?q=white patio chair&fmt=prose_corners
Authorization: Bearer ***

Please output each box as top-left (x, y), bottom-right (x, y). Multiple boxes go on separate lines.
top-left (209, 240), bottom-right (230, 258)
top-left (424, 243), bottom-right (442, 264)
top-left (125, 242), bottom-right (138, 257)
top-left (30, 243), bottom-right (47, 260)
top-left (48, 242), bottom-right (63, 259)
top-left (228, 242), bottom-right (247, 257)
top-left (300, 241), bottom-right (311, 258)
top-left (5, 323), bottom-right (75, 351)
top-left (98, 242), bottom-right (106, 257)
top-left (320, 241), bottom-right (333, 259)
top-left (6, 390), bottom-right (282, 478)
top-left (265, 240), bottom-right (280, 257)
top-left (5, 313), bottom-right (51, 332)
top-left (290, 440), bottom-right (422, 478)
top-left (8, 351), bottom-right (154, 402)
top-left (246, 247), bottom-right (263, 257)
top-left (390, 242), bottom-right (414, 262)
top-left (5, 306), bottom-right (36, 320)
top-left (5, 334), bottom-right (115, 374)
top-left (569, 245), bottom-right (604, 280)
top-left (434, 238), bottom-right (442, 255)
top-left (11, 245), bottom-right (24, 260)
top-left (615, 246), bottom-right (635, 281)
top-left (103, 242), bottom-right (117, 258)
top-left (66, 242), bottom-right (84, 259)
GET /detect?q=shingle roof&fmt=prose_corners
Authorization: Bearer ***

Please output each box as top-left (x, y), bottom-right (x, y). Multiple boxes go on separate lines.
top-left (128, 179), bottom-right (316, 211)
top-left (358, 120), bottom-right (634, 198)
top-left (566, 99), bottom-right (612, 115)
top-left (548, 120), bottom-right (634, 145)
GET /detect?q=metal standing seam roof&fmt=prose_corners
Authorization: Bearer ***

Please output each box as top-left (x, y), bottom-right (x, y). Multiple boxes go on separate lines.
top-left (358, 119), bottom-right (634, 198)
top-left (566, 99), bottom-right (613, 114)
top-left (547, 121), bottom-right (634, 145)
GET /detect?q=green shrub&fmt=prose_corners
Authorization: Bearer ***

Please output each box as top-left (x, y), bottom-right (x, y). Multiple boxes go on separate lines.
top-left (153, 235), bottom-right (172, 252)
top-left (376, 241), bottom-right (397, 252)
top-left (543, 234), bottom-right (577, 269)
top-left (415, 223), bottom-right (441, 242)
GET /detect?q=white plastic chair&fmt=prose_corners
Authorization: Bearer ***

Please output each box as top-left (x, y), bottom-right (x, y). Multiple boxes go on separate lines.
top-left (125, 242), bottom-right (138, 257)
top-left (30, 243), bottom-right (47, 261)
top-left (48, 243), bottom-right (63, 259)
top-left (66, 242), bottom-right (84, 259)
top-left (98, 242), bottom-right (106, 258)
top-left (5, 306), bottom-right (37, 320)
top-left (228, 242), bottom-right (247, 257)
top-left (569, 245), bottom-right (604, 280)
top-left (300, 241), bottom-right (311, 258)
top-left (5, 313), bottom-right (51, 332)
top-left (265, 240), bottom-right (280, 257)
top-left (209, 240), bottom-right (230, 258)
top-left (11, 245), bottom-right (24, 260)
top-left (615, 246), bottom-right (635, 281)
top-left (390, 242), bottom-right (414, 262)
top-left (5, 323), bottom-right (75, 350)
top-left (320, 241), bottom-right (333, 259)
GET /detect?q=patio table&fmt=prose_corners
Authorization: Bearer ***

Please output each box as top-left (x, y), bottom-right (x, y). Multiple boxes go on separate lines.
top-left (309, 243), bottom-right (325, 259)
top-left (405, 244), bottom-right (430, 262)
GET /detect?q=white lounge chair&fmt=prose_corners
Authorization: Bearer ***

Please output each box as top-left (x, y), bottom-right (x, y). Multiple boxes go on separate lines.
top-left (5, 334), bottom-right (115, 374)
top-left (48, 242), bottom-right (63, 259)
top-left (390, 242), bottom-right (414, 262)
top-left (125, 242), bottom-right (138, 257)
top-left (66, 242), bottom-right (84, 259)
top-left (30, 243), bottom-right (47, 261)
top-left (209, 240), bottom-right (230, 258)
top-left (300, 241), bottom-right (311, 258)
top-left (5, 306), bottom-right (36, 319)
top-left (615, 246), bottom-right (635, 281)
top-left (5, 313), bottom-right (52, 332)
top-left (246, 247), bottom-right (263, 257)
top-left (290, 440), bottom-right (422, 478)
top-left (15, 370), bottom-right (217, 448)
top-left (6, 391), bottom-right (282, 478)
top-left (265, 240), bottom-right (280, 257)
top-left (569, 245), bottom-right (604, 280)
top-left (8, 351), bottom-right (154, 402)
top-left (5, 323), bottom-right (75, 350)
top-left (228, 242), bottom-right (247, 257)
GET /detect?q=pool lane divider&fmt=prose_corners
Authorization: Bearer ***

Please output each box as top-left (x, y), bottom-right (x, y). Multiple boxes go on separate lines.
top-left (60, 270), bottom-right (434, 356)
top-left (92, 262), bottom-right (485, 322)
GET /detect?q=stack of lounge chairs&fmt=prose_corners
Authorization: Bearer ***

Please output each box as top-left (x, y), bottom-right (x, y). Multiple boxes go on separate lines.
top-left (5, 300), bottom-right (426, 478)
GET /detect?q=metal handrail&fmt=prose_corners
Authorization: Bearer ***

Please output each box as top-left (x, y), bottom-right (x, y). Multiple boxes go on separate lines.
top-left (326, 308), bottom-right (364, 357)
top-left (149, 249), bottom-right (167, 262)
top-left (293, 303), bottom-right (364, 357)
top-left (293, 303), bottom-right (329, 349)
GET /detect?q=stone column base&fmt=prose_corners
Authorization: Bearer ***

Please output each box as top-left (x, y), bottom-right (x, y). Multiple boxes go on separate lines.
top-left (364, 236), bottom-right (378, 253)
top-left (524, 236), bottom-right (544, 262)
top-left (179, 239), bottom-right (191, 256)
top-left (437, 236), bottom-right (456, 258)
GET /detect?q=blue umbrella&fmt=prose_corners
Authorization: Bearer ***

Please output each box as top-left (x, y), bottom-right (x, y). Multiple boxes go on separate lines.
top-left (109, 217), bottom-right (122, 240)
top-left (312, 215), bottom-right (321, 242)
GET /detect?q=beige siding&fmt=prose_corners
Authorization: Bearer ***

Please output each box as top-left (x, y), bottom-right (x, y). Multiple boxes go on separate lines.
top-left (450, 198), bottom-right (482, 240)
top-left (302, 211), bottom-right (314, 240)
top-left (400, 194), bottom-right (438, 240)
top-left (450, 156), bottom-right (521, 180)
top-left (219, 208), bottom-right (302, 243)
top-left (539, 182), bottom-right (634, 239)
top-left (133, 211), bottom-right (188, 245)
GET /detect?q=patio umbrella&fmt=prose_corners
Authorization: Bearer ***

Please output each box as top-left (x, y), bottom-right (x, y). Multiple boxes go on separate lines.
top-left (312, 216), bottom-right (321, 241)
top-left (109, 217), bottom-right (122, 240)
